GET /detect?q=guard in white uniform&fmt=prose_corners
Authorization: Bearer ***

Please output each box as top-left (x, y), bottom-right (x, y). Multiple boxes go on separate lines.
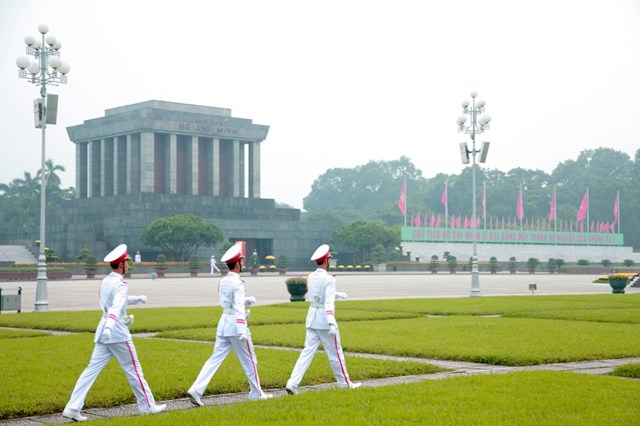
top-left (285, 244), bottom-right (361, 394)
top-left (62, 244), bottom-right (166, 422)
top-left (187, 245), bottom-right (272, 405)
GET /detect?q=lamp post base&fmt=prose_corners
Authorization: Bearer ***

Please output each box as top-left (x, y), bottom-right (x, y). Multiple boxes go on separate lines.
top-left (34, 255), bottom-right (48, 312)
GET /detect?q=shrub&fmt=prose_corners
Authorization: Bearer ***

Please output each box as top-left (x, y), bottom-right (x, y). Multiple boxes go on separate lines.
top-left (84, 254), bottom-right (98, 272)
top-left (285, 277), bottom-right (307, 285)
top-left (577, 259), bottom-right (590, 266)
top-left (188, 255), bottom-right (200, 270)
top-left (527, 258), bottom-right (539, 270)
top-left (156, 254), bottom-right (168, 270)
top-left (489, 256), bottom-right (499, 271)
top-left (623, 259), bottom-right (635, 267)
top-left (508, 257), bottom-right (517, 271)
top-left (276, 255), bottom-right (288, 269)
top-left (601, 259), bottom-right (611, 268)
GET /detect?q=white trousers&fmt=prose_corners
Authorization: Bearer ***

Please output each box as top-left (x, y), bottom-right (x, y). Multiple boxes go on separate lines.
top-left (287, 328), bottom-right (354, 389)
top-left (189, 334), bottom-right (264, 399)
top-left (64, 341), bottom-right (156, 413)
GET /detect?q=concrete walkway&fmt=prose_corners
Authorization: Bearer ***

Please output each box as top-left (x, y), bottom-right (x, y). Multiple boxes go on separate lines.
top-left (1, 272), bottom-right (638, 424)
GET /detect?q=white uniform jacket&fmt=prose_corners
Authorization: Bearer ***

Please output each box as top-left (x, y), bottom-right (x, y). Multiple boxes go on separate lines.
top-left (94, 272), bottom-right (144, 343)
top-left (305, 268), bottom-right (337, 330)
top-left (216, 272), bottom-right (248, 337)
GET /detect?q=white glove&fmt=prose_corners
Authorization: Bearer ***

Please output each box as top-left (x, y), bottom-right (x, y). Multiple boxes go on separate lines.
top-left (328, 324), bottom-right (338, 336)
top-left (245, 309), bottom-right (251, 320)
top-left (123, 314), bottom-right (135, 326)
top-left (238, 332), bottom-right (248, 342)
top-left (244, 296), bottom-right (256, 306)
top-left (335, 292), bottom-right (348, 300)
top-left (138, 295), bottom-right (147, 304)
top-left (102, 327), bottom-right (112, 340)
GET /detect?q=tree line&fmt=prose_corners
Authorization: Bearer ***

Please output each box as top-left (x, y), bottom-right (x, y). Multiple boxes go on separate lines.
top-left (304, 147), bottom-right (640, 259)
top-left (1, 147), bottom-right (638, 263)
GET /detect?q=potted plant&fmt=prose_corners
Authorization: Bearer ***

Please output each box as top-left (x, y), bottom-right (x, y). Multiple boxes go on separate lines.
top-left (276, 254), bottom-right (288, 275)
top-left (429, 255), bottom-right (439, 274)
top-left (249, 253), bottom-right (260, 276)
top-left (555, 258), bottom-right (565, 273)
top-left (508, 257), bottom-right (517, 274)
top-left (84, 253), bottom-right (98, 279)
top-left (489, 256), bottom-right (499, 274)
top-left (155, 254), bottom-right (168, 278)
top-left (285, 276), bottom-right (308, 302)
top-left (448, 255), bottom-right (458, 274)
top-left (547, 258), bottom-right (557, 274)
top-left (608, 273), bottom-right (630, 294)
top-left (188, 254), bottom-right (200, 277)
top-left (527, 257), bottom-right (539, 274)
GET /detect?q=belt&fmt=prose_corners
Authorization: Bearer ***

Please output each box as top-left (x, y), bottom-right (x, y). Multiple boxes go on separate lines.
top-left (222, 308), bottom-right (235, 314)
top-left (310, 303), bottom-right (324, 308)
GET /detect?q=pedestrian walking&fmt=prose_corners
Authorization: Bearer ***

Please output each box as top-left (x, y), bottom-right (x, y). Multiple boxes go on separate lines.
top-left (62, 244), bottom-right (166, 422)
top-left (285, 244), bottom-right (360, 394)
top-left (187, 244), bottom-right (272, 405)
top-left (210, 255), bottom-right (220, 274)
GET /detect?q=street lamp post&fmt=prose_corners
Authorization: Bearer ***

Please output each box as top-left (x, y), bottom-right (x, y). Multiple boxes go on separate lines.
top-left (16, 24), bottom-right (70, 312)
top-left (456, 91), bottom-right (491, 297)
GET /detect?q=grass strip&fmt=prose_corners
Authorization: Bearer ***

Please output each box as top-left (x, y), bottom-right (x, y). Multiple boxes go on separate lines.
top-left (245, 316), bottom-right (640, 365)
top-left (609, 362), bottom-right (640, 378)
top-left (91, 371), bottom-right (640, 425)
top-left (0, 328), bottom-right (49, 338)
top-left (0, 334), bottom-right (442, 419)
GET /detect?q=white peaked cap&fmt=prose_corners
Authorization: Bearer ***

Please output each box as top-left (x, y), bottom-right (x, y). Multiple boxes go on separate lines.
top-left (221, 244), bottom-right (244, 263)
top-left (104, 244), bottom-right (128, 264)
top-left (311, 244), bottom-right (331, 263)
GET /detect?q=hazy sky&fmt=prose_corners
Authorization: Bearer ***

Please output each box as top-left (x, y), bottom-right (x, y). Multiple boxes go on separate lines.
top-left (2, 0), bottom-right (639, 209)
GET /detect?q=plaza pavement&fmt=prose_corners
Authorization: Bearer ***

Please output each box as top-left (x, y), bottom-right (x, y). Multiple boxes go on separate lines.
top-left (1, 272), bottom-right (639, 424)
top-left (4, 271), bottom-right (634, 313)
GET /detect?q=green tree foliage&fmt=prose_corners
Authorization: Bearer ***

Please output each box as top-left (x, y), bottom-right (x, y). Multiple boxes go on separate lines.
top-left (302, 148), bottom-right (640, 250)
top-left (331, 221), bottom-right (399, 263)
top-left (140, 214), bottom-right (223, 261)
top-left (304, 156), bottom-right (427, 226)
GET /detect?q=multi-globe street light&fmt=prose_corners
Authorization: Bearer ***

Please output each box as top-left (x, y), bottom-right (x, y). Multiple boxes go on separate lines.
top-left (456, 91), bottom-right (491, 297)
top-left (16, 24), bottom-right (70, 312)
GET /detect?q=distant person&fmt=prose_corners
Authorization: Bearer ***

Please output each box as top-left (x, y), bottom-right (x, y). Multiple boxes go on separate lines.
top-left (187, 245), bottom-right (272, 405)
top-left (134, 251), bottom-right (141, 263)
top-left (62, 244), bottom-right (166, 422)
top-left (210, 255), bottom-right (220, 274)
top-left (285, 244), bottom-right (360, 395)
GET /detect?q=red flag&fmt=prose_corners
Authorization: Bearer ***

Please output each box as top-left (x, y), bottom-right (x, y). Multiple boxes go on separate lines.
top-left (613, 192), bottom-right (619, 224)
top-left (441, 184), bottom-right (448, 213)
top-left (549, 189), bottom-right (556, 221)
top-left (413, 213), bottom-right (420, 227)
top-left (576, 190), bottom-right (588, 221)
top-left (464, 216), bottom-right (469, 228)
top-left (455, 216), bottom-right (461, 228)
top-left (398, 180), bottom-right (406, 216)
top-left (429, 214), bottom-right (435, 227)
top-left (435, 214), bottom-right (441, 228)
top-left (590, 221), bottom-right (594, 232)
top-left (516, 186), bottom-right (524, 221)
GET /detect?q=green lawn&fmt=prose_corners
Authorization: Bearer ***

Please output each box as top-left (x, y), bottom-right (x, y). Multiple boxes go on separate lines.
top-left (1, 294), bottom-right (639, 422)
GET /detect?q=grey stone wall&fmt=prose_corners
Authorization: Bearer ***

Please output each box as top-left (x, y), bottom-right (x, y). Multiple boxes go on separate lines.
top-left (46, 193), bottom-right (334, 267)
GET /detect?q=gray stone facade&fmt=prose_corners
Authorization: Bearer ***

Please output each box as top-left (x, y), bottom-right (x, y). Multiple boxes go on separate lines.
top-left (41, 100), bottom-right (336, 266)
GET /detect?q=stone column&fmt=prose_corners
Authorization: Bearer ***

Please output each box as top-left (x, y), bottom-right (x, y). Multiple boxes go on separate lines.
top-left (249, 141), bottom-right (261, 198)
top-left (169, 133), bottom-right (177, 194)
top-left (232, 140), bottom-right (241, 197)
top-left (75, 143), bottom-right (84, 199)
top-left (191, 136), bottom-right (199, 195)
top-left (99, 139), bottom-right (106, 196)
top-left (126, 134), bottom-right (133, 194)
top-left (113, 136), bottom-right (120, 195)
top-left (140, 131), bottom-right (155, 193)
top-left (212, 138), bottom-right (220, 196)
